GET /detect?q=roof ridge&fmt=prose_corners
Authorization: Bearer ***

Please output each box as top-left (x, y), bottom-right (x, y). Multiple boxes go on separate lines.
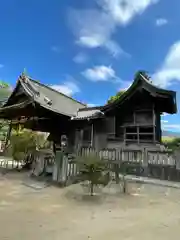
top-left (103, 72), bottom-right (176, 112)
top-left (139, 74), bottom-right (175, 93)
top-left (27, 76), bottom-right (86, 106)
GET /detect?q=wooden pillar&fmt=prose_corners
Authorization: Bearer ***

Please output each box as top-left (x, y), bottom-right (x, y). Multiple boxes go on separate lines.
top-left (91, 123), bottom-right (94, 147)
top-left (152, 105), bottom-right (156, 143)
top-left (124, 127), bottom-right (126, 145)
top-left (142, 149), bottom-right (149, 177)
top-left (133, 111), bottom-right (136, 124)
top-left (53, 142), bottom-right (56, 155)
top-left (137, 126), bottom-right (140, 145)
top-left (159, 113), bottom-right (162, 143)
top-left (78, 129), bottom-right (83, 148)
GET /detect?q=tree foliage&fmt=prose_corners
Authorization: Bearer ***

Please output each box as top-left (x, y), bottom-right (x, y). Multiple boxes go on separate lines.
top-left (107, 90), bottom-right (126, 104)
top-left (162, 137), bottom-right (180, 151)
top-left (76, 154), bottom-right (110, 196)
top-left (0, 80), bottom-right (11, 106)
top-left (0, 81), bottom-right (12, 144)
top-left (5, 129), bottom-right (51, 161)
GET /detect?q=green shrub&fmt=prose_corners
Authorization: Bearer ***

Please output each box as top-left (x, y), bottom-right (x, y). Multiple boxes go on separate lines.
top-left (162, 137), bottom-right (180, 151)
top-left (5, 129), bottom-right (51, 162)
top-left (76, 154), bottom-right (110, 196)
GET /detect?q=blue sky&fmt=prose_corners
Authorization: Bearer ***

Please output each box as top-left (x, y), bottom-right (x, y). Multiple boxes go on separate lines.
top-left (0, 0), bottom-right (180, 131)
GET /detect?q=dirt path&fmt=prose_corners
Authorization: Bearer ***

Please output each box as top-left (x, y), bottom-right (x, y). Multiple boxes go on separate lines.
top-left (0, 172), bottom-right (180, 240)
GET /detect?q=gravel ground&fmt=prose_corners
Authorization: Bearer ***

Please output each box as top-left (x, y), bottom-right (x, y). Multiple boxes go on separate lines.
top-left (0, 172), bottom-right (180, 240)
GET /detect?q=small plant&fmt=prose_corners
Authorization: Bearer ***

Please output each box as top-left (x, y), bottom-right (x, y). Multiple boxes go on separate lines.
top-left (119, 161), bottom-right (144, 193)
top-left (76, 153), bottom-right (110, 196)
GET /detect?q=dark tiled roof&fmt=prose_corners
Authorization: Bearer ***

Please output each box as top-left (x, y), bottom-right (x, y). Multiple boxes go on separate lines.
top-left (0, 72), bottom-right (177, 120)
top-left (102, 73), bottom-right (177, 114)
top-left (2, 74), bottom-right (86, 117)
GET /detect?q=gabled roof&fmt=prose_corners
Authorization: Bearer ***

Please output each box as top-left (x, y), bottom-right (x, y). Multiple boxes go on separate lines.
top-left (69, 73), bottom-right (177, 121)
top-left (1, 74), bottom-right (86, 118)
top-left (102, 73), bottom-right (177, 114)
top-left (0, 72), bottom-right (177, 122)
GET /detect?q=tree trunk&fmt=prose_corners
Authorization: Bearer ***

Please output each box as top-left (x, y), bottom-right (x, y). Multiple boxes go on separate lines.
top-left (123, 175), bottom-right (126, 193)
top-left (90, 182), bottom-right (94, 196)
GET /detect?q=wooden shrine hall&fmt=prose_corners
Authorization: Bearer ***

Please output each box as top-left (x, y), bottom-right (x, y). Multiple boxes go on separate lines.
top-left (0, 72), bottom-right (177, 152)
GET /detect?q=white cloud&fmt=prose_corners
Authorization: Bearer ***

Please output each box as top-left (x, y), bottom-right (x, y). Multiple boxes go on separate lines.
top-left (161, 120), bottom-right (168, 123)
top-left (155, 18), bottom-right (168, 26)
top-left (68, 1), bottom-right (158, 57)
top-left (68, 7), bottom-right (132, 57)
top-left (161, 124), bottom-right (180, 131)
top-left (68, 9), bottom-right (114, 47)
top-left (50, 81), bottom-right (80, 96)
top-left (77, 36), bottom-right (103, 48)
top-left (98, 0), bottom-right (159, 25)
top-left (82, 65), bottom-right (118, 81)
top-left (153, 41), bottom-right (180, 87)
top-left (68, 9), bottom-right (121, 56)
top-left (0, 64), bottom-right (4, 68)
top-left (73, 52), bottom-right (88, 64)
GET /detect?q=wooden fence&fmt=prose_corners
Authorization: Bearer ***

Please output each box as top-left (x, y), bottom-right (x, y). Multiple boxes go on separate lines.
top-left (1, 147), bottom-right (179, 184)
top-left (52, 147), bottom-right (179, 185)
top-left (72, 147), bottom-right (179, 182)
top-left (79, 147), bottom-right (176, 164)
top-left (0, 157), bottom-right (23, 170)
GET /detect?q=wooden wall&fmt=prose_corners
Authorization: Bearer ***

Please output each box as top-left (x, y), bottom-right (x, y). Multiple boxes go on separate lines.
top-left (73, 90), bottom-right (163, 151)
